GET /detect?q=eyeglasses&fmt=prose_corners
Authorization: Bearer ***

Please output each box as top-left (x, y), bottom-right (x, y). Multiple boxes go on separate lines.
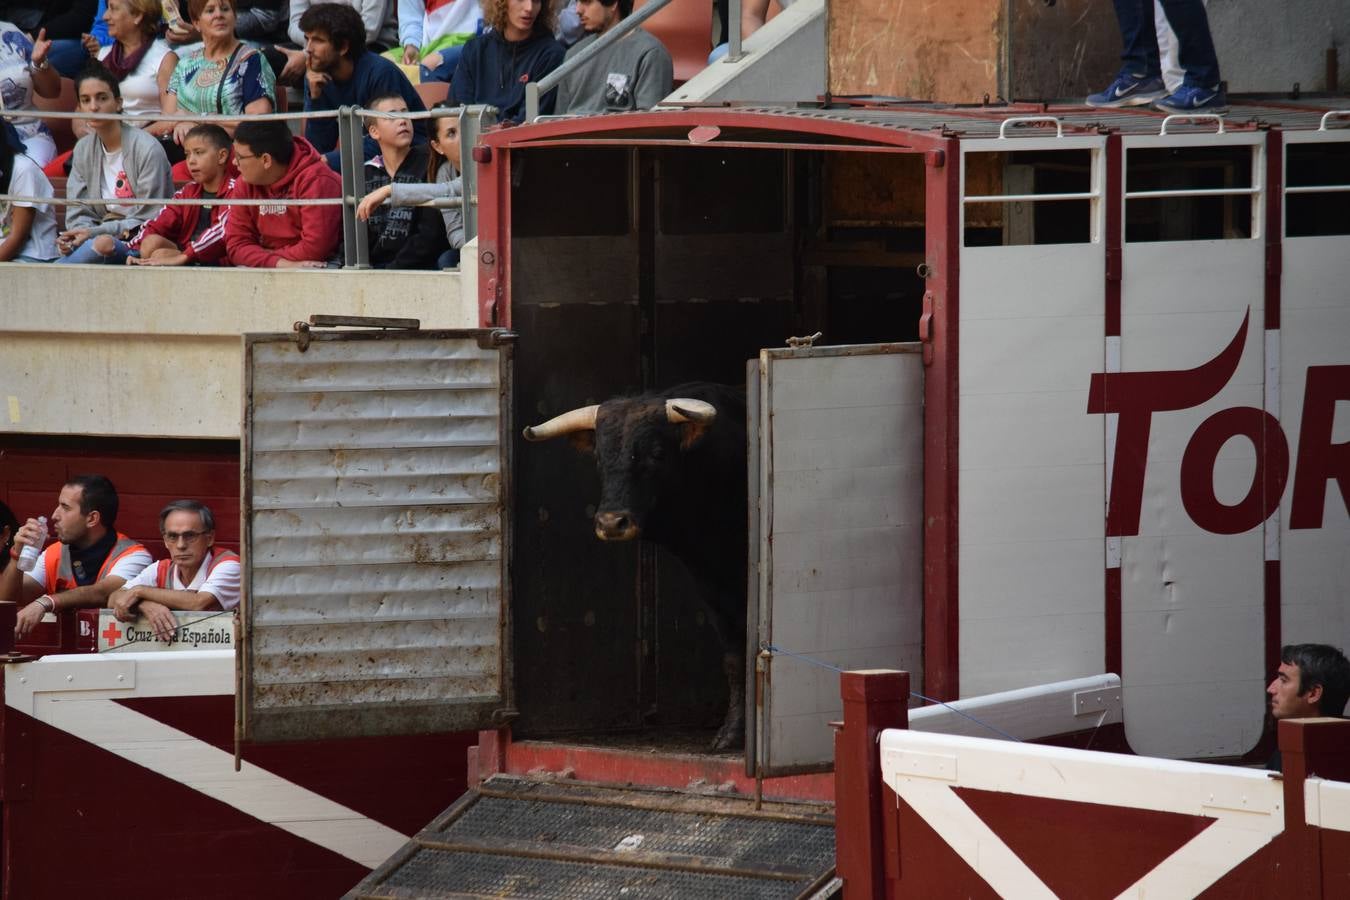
top-left (234, 152), bottom-right (259, 162)
top-left (163, 530), bottom-right (208, 543)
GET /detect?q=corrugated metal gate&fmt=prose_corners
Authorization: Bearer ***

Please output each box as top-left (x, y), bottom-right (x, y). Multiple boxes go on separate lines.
top-left (345, 775), bottom-right (838, 899)
top-left (240, 325), bottom-right (517, 742)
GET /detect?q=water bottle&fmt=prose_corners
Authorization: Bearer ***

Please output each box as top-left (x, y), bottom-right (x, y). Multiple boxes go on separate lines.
top-left (16, 517), bottom-right (47, 573)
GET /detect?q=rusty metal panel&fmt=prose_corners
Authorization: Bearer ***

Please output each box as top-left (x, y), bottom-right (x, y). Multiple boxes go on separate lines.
top-left (242, 328), bottom-right (514, 742)
top-left (753, 343), bottom-right (925, 775)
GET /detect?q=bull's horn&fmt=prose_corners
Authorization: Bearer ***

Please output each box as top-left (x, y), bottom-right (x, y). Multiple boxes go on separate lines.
top-left (665, 399), bottom-right (717, 424)
top-left (522, 405), bottom-right (599, 441)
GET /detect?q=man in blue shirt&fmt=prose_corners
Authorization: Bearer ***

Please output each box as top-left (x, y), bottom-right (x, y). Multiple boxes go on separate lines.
top-left (300, 2), bottom-right (427, 171)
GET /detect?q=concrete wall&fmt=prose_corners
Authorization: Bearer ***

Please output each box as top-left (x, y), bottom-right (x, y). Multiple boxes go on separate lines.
top-left (1209, 0), bottom-right (1350, 93)
top-left (666, 0), bottom-right (824, 104)
top-left (0, 266), bottom-right (473, 441)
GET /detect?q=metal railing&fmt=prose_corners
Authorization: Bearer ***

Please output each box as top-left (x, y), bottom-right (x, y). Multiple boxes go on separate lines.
top-left (524, 0), bottom-right (675, 122)
top-left (0, 102), bottom-right (497, 269)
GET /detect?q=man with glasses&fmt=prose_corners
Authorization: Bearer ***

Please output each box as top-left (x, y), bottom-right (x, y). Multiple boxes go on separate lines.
top-left (225, 119), bottom-right (342, 268)
top-left (2, 474), bottom-right (152, 640)
top-left (108, 500), bottom-right (241, 641)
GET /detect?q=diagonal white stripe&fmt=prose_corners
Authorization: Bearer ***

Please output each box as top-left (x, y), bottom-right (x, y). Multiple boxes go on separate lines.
top-left (42, 696), bottom-right (408, 868)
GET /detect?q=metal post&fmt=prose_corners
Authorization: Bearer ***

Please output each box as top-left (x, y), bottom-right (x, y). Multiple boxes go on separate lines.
top-left (834, 669), bottom-right (908, 900)
top-left (459, 105), bottom-right (497, 243)
top-left (524, 82), bottom-right (541, 127)
top-left (337, 105), bottom-right (369, 269)
top-left (728, 0), bottom-right (743, 62)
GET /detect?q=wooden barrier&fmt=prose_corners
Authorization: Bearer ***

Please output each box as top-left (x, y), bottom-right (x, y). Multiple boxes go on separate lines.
top-left (834, 669), bottom-right (1350, 899)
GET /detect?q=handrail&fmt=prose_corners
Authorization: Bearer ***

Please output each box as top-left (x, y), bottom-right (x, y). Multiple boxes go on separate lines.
top-left (1, 102), bottom-right (491, 269)
top-left (524, 0), bottom-right (676, 122)
top-left (727, 0), bottom-right (743, 62)
top-left (998, 116), bottom-right (1063, 139)
top-left (1159, 113), bottom-right (1225, 136)
top-left (1318, 110), bottom-right (1350, 131)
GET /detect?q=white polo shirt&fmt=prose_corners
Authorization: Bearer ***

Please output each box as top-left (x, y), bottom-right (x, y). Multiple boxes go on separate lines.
top-left (121, 549), bottom-right (241, 611)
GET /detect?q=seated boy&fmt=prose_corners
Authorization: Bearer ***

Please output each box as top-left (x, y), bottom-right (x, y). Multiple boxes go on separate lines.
top-left (94, 124), bottom-right (238, 267)
top-left (225, 120), bottom-right (342, 268)
top-left (361, 93), bottom-right (447, 269)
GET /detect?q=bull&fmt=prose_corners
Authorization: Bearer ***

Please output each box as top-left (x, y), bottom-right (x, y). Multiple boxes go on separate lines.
top-left (523, 382), bottom-right (748, 752)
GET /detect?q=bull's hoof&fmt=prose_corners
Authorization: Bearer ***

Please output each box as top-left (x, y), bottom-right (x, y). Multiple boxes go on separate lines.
top-left (710, 704), bottom-right (746, 752)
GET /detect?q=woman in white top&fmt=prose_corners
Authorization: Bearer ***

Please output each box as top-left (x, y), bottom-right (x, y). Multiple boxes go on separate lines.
top-left (76, 0), bottom-right (177, 142)
top-left (0, 123), bottom-right (59, 262)
top-left (0, 21), bottom-right (63, 167)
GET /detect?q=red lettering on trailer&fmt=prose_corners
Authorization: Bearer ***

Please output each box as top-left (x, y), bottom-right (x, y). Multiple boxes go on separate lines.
top-left (1180, 407), bottom-right (1288, 534)
top-left (1089, 312), bottom-right (1349, 536)
top-left (1290, 365), bottom-right (1350, 529)
top-left (1087, 311), bottom-right (1248, 537)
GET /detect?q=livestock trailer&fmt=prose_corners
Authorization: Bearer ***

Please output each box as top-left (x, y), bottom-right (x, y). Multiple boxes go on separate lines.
top-left (268, 100), bottom-right (1348, 891)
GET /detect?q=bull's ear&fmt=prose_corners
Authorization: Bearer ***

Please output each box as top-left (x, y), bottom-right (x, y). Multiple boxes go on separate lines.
top-left (678, 421), bottom-right (710, 450)
top-left (568, 430), bottom-right (596, 454)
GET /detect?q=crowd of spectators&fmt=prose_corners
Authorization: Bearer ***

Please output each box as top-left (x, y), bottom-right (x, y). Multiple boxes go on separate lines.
top-left (0, 0), bottom-right (681, 269)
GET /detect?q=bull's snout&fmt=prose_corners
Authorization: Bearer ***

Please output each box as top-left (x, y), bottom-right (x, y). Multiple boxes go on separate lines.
top-left (595, 511), bottom-right (640, 542)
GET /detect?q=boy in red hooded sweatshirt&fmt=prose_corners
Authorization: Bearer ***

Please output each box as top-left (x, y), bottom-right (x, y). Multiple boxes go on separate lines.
top-left (116, 124), bottom-right (238, 267)
top-left (226, 120), bottom-right (342, 268)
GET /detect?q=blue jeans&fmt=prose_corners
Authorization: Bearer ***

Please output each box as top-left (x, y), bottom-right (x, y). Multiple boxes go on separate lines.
top-left (438, 247), bottom-right (461, 270)
top-left (420, 45), bottom-right (466, 84)
top-left (57, 237), bottom-right (135, 265)
top-left (46, 39), bottom-right (91, 78)
top-left (1113, 0), bottom-right (1220, 88)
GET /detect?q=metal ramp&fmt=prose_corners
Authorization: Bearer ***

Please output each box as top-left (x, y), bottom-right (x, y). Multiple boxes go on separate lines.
top-left (346, 775), bottom-right (838, 899)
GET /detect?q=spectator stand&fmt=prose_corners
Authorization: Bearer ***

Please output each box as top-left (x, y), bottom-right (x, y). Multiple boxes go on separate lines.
top-left (0, 103), bottom-right (493, 269)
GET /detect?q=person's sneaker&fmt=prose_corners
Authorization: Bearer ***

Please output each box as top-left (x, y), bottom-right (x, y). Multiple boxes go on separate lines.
top-left (1152, 84), bottom-right (1229, 114)
top-left (1086, 73), bottom-right (1167, 108)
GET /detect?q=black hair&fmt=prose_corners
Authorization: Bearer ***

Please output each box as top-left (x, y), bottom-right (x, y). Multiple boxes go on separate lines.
top-left (75, 60), bottom-right (122, 99)
top-left (0, 120), bottom-right (23, 195)
top-left (0, 500), bottom-right (17, 545)
top-left (363, 92), bottom-right (408, 129)
top-left (66, 474), bottom-right (120, 528)
top-left (597, 0), bottom-right (633, 18)
top-left (158, 499), bottom-right (217, 533)
top-left (298, 2), bottom-right (367, 60)
top-left (234, 120), bottom-right (295, 165)
top-left (1282, 644), bottom-right (1350, 717)
top-left (1279, 647), bottom-right (1350, 717)
top-left (183, 122), bottom-right (232, 152)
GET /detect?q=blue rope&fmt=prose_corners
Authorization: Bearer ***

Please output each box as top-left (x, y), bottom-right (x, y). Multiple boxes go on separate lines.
top-left (761, 643), bottom-right (1024, 743)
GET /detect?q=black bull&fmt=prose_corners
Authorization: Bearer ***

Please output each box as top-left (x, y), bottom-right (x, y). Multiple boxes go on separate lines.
top-left (522, 383), bottom-right (748, 751)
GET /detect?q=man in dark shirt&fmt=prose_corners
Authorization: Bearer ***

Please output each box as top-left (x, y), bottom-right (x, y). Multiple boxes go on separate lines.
top-left (1265, 643), bottom-right (1350, 771)
top-left (300, 2), bottom-right (426, 170)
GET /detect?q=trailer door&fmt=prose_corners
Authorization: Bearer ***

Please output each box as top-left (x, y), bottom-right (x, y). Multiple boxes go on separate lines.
top-left (748, 342), bottom-right (924, 775)
top-left (241, 325), bottom-right (516, 742)
top-left (1117, 127), bottom-right (1268, 758)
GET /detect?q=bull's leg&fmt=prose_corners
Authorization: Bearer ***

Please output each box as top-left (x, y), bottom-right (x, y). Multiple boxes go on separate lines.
top-left (711, 650), bottom-right (746, 751)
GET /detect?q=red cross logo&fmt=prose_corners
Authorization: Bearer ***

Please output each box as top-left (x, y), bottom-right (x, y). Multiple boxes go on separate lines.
top-left (102, 621), bottom-right (123, 648)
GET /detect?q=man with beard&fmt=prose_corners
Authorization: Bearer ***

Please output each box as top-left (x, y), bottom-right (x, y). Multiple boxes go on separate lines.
top-left (1265, 643), bottom-right (1350, 771)
top-left (1, 474), bottom-right (151, 640)
top-left (554, 0), bottom-right (671, 115)
top-left (299, 2), bottom-right (425, 169)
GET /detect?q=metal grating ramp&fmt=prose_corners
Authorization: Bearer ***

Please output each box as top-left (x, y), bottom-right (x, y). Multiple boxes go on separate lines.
top-left (346, 775), bottom-right (837, 899)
